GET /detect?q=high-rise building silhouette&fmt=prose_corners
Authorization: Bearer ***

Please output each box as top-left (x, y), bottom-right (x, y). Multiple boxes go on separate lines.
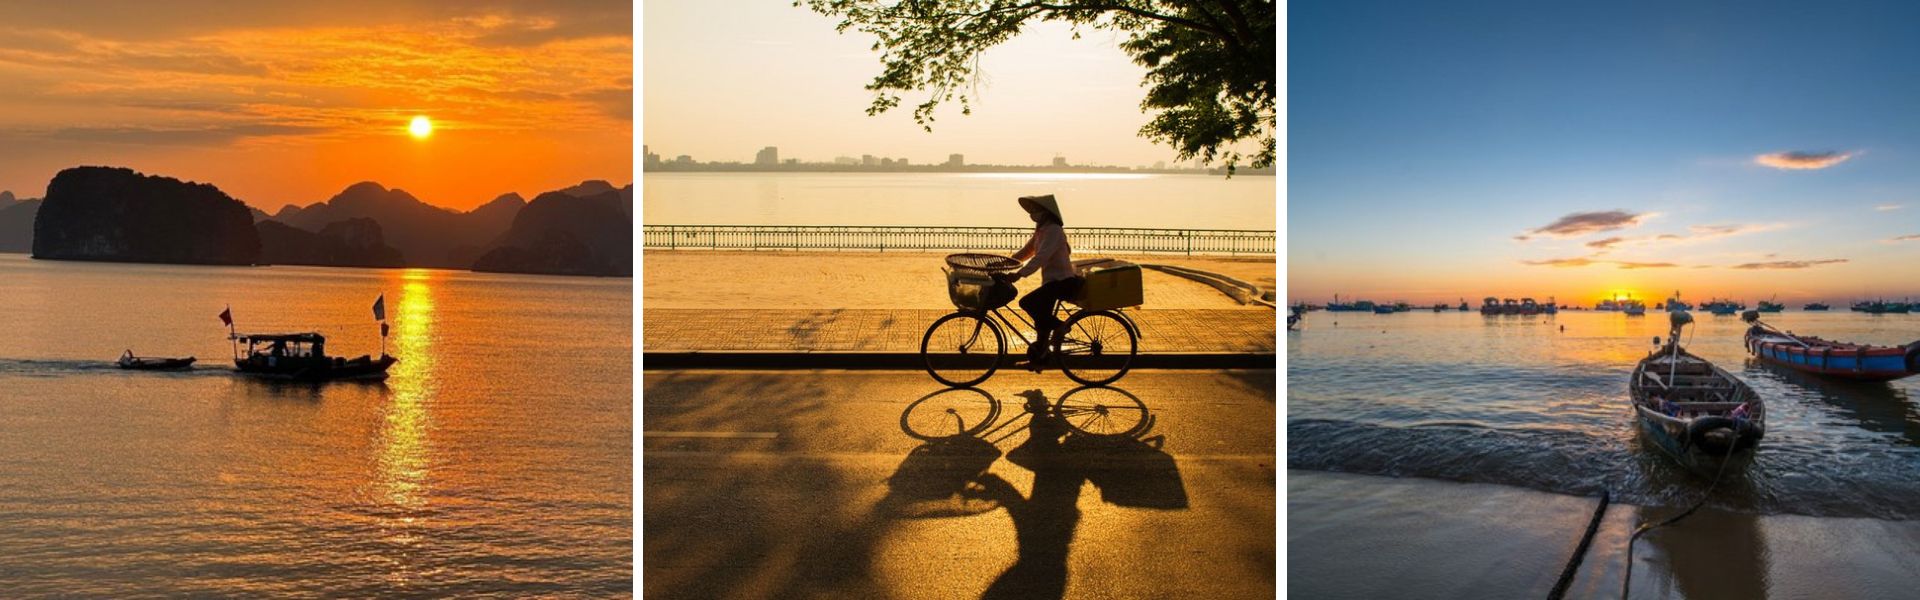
top-left (947, 154), bottom-right (964, 167)
top-left (755, 146), bottom-right (779, 165)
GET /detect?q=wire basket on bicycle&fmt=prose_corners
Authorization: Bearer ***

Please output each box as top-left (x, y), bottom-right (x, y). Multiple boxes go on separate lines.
top-left (945, 253), bottom-right (1019, 310)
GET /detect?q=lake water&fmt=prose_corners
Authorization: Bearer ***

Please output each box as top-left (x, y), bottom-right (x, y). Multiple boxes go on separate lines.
top-left (0, 254), bottom-right (631, 596)
top-left (641, 172), bottom-right (1277, 230)
top-left (1287, 310), bottom-right (1920, 520)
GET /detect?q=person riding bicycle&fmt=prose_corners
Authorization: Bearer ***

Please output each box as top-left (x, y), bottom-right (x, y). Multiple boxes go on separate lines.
top-left (993, 194), bottom-right (1083, 369)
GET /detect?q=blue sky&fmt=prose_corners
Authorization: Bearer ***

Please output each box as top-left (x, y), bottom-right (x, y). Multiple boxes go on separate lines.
top-left (1289, 1), bottom-right (1920, 303)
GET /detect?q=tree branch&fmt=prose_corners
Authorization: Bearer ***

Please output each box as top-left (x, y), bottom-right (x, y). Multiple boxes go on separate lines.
top-left (1025, 2), bottom-right (1227, 39)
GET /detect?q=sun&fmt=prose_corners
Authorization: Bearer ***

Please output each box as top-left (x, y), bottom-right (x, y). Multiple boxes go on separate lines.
top-left (408, 115), bottom-right (432, 139)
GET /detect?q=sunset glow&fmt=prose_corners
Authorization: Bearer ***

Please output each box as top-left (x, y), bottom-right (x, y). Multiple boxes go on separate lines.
top-left (0, 2), bottom-right (632, 210)
top-left (1292, 3), bottom-right (1920, 305)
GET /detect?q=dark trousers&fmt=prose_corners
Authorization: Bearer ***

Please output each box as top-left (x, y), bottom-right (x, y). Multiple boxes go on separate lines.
top-left (1020, 277), bottom-right (1083, 354)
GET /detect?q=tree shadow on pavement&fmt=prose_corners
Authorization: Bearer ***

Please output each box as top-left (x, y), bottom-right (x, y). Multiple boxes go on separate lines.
top-left (642, 371), bottom-right (894, 599)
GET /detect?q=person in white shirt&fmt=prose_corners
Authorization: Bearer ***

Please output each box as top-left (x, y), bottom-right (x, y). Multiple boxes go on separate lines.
top-left (994, 194), bottom-right (1083, 368)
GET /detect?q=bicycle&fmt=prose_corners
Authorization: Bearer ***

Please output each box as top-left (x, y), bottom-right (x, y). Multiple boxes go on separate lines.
top-left (921, 253), bottom-right (1140, 388)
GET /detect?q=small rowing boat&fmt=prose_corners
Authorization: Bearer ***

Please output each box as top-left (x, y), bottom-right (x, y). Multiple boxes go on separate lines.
top-left (117, 350), bottom-right (195, 371)
top-left (1743, 311), bottom-right (1920, 382)
top-left (1631, 311), bottom-right (1765, 473)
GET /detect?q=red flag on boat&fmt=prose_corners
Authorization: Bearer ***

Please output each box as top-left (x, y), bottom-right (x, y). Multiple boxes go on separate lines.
top-left (372, 294), bottom-right (386, 321)
top-left (219, 306), bottom-right (232, 327)
top-left (381, 322), bottom-right (389, 338)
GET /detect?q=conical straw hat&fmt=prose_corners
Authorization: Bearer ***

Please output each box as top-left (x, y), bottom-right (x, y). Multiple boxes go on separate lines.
top-left (1017, 194), bottom-right (1063, 224)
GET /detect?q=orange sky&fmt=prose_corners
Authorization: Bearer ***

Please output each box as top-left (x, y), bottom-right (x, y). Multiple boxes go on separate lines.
top-left (0, 1), bottom-right (631, 211)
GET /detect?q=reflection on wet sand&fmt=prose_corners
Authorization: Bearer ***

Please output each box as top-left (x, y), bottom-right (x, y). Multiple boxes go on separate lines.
top-left (1633, 506), bottom-right (1771, 599)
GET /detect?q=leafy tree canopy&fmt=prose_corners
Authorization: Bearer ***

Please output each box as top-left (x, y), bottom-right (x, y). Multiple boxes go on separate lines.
top-left (798, 0), bottom-right (1275, 172)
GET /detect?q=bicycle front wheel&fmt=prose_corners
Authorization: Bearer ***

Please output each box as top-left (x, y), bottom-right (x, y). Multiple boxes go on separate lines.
top-left (1054, 386), bottom-right (1150, 439)
top-left (1054, 310), bottom-right (1137, 386)
top-left (921, 312), bottom-right (1005, 387)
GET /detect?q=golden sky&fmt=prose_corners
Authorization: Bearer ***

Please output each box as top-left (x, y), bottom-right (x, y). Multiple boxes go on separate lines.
top-left (0, 1), bottom-right (631, 211)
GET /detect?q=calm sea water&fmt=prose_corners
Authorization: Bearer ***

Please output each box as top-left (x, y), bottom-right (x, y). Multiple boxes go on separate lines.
top-left (641, 172), bottom-right (1277, 230)
top-left (0, 254), bottom-right (631, 596)
top-left (1288, 310), bottom-right (1920, 520)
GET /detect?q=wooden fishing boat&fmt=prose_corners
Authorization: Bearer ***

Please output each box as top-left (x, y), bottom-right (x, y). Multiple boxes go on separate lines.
top-left (1631, 311), bottom-right (1766, 473)
top-left (1479, 296), bottom-right (1504, 315)
top-left (1743, 312), bottom-right (1920, 381)
top-left (1622, 296), bottom-right (1647, 316)
top-left (231, 332), bottom-right (395, 381)
top-left (1803, 303), bottom-right (1830, 311)
top-left (117, 350), bottom-right (195, 371)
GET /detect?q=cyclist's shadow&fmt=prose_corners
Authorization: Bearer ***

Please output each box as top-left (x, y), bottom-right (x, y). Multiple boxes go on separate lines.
top-left (885, 387), bottom-right (1188, 600)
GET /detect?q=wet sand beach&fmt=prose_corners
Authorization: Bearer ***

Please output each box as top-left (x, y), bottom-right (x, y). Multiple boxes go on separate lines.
top-left (1289, 470), bottom-right (1920, 600)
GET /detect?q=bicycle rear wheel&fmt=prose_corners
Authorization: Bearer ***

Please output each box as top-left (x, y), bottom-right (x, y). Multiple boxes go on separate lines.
top-left (900, 388), bottom-right (1002, 440)
top-left (1054, 310), bottom-right (1137, 386)
top-left (921, 312), bottom-right (1005, 387)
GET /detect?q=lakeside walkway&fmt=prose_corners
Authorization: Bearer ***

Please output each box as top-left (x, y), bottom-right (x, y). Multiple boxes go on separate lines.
top-left (643, 250), bottom-right (1275, 357)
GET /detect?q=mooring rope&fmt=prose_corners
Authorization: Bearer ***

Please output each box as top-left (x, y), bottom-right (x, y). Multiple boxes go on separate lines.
top-left (1620, 437), bottom-right (1742, 598)
top-left (1545, 489), bottom-right (1610, 600)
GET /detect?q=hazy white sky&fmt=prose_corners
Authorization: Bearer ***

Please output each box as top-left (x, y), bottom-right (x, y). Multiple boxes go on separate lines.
top-left (642, 0), bottom-right (1213, 167)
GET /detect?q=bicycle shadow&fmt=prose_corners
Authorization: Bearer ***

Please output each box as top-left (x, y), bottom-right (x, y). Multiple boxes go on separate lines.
top-left (884, 386), bottom-right (1189, 600)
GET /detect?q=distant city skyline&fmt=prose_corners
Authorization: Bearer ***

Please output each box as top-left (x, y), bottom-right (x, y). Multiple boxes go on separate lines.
top-left (641, 144), bottom-right (1215, 172)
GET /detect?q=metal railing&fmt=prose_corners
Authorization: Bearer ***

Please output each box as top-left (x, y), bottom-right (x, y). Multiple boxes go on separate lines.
top-left (643, 225), bottom-right (1275, 255)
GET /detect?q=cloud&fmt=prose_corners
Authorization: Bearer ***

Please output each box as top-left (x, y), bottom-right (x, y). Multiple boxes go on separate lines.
top-left (1730, 259), bottom-right (1848, 270)
top-left (1685, 222), bottom-right (1789, 240)
top-left (1523, 257), bottom-right (1596, 267)
top-left (1522, 257), bottom-right (1681, 269)
top-left (0, 15), bottom-right (632, 145)
top-left (1615, 261), bottom-right (1679, 269)
top-left (1888, 234), bottom-right (1920, 243)
top-left (0, 3), bottom-right (632, 42)
top-left (42, 123), bottom-right (326, 146)
top-left (1585, 236), bottom-right (1626, 250)
top-left (571, 87), bottom-right (632, 121)
top-left (1877, 204), bottom-right (1904, 211)
top-left (1515, 210), bottom-right (1650, 241)
top-left (1569, 223), bottom-right (1785, 253)
top-left (1754, 150), bottom-right (1855, 170)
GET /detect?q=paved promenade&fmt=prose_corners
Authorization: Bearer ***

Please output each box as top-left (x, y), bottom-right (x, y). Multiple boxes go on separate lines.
top-left (643, 251), bottom-right (1276, 356)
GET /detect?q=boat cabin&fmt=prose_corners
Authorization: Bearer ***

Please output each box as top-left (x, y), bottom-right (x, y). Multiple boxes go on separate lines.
top-left (235, 332), bottom-right (329, 362)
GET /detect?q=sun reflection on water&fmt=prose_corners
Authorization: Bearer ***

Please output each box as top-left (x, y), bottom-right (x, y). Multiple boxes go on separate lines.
top-left (375, 275), bottom-right (438, 559)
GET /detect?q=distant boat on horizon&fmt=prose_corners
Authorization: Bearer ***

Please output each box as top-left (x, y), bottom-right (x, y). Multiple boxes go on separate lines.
top-left (1666, 291), bottom-right (1691, 312)
top-left (1623, 296), bottom-right (1647, 316)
